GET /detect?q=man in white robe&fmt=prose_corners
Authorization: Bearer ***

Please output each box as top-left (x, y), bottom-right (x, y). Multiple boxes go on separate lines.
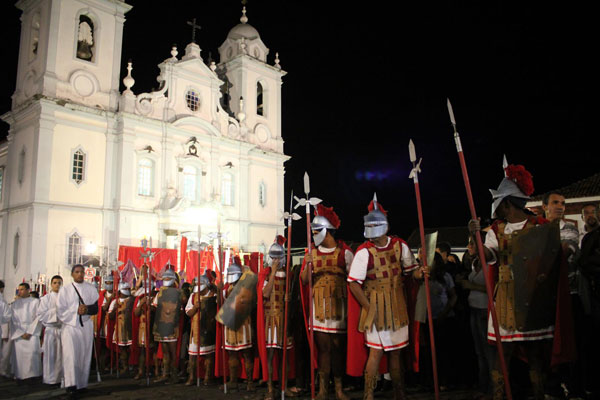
top-left (0, 280), bottom-right (12, 374)
top-left (38, 275), bottom-right (63, 385)
top-left (57, 265), bottom-right (99, 393)
top-left (10, 282), bottom-right (42, 380)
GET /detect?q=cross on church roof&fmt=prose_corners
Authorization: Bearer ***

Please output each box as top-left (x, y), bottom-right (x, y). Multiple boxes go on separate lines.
top-left (187, 18), bottom-right (201, 43)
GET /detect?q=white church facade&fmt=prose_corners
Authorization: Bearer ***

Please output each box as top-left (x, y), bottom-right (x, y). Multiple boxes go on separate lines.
top-left (0, 0), bottom-right (289, 294)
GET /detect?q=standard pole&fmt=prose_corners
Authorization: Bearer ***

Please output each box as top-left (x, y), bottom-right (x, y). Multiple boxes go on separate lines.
top-left (281, 202), bottom-right (294, 400)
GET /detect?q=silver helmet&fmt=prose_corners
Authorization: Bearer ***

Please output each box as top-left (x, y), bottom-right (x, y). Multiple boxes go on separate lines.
top-left (268, 236), bottom-right (286, 267)
top-left (161, 269), bottom-right (177, 287)
top-left (118, 282), bottom-right (131, 296)
top-left (104, 276), bottom-right (114, 290)
top-left (194, 274), bottom-right (211, 293)
top-left (311, 215), bottom-right (336, 247)
top-left (363, 193), bottom-right (388, 239)
top-left (226, 262), bottom-right (243, 284)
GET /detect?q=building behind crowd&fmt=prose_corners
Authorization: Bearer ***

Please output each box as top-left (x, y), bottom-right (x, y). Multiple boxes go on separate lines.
top-left (527, 172), bottom-right (600, 231)
top-left (0, 0), bottom-right (289, 295)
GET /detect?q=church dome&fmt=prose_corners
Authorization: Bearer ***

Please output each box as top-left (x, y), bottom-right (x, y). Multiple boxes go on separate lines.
top-left (227, 23), bottom-right (260, 41)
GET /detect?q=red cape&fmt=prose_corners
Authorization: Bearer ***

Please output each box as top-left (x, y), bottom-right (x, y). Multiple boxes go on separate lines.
top-left (487, 217), bottom-right (576, 366)
top-left (299, 240), bottom-right (353, 371)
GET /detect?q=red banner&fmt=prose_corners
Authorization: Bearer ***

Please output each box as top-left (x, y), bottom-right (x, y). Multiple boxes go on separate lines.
top-left (117, 246), bottom-right (178, 274)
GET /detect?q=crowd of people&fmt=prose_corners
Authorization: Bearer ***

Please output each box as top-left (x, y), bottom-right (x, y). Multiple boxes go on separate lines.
top-left (0, 164), bottom-right (599, 400)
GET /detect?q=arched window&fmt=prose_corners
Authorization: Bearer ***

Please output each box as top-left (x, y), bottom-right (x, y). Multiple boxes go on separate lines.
top-left (221, 173), bottom-right (234, 206)
top-left (76, 15), bottom-right (95, 62)
top-left (256, 81), bottom-right (264, 116)
top-left (67, 232), bottom-right (82, 266)
top-left (137, 158), bottom-right (154, 197)
top-left (71, 148), bottom-right (86, 185)
top-left (183, 165), bottom-right (198, 201)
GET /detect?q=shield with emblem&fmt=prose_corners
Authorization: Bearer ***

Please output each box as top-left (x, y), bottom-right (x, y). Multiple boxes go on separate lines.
top-left (511, 221), bottom-right (561, 331)
top-left (153, 286), bottom-right (182, 339)
top-left (217, 269), bottom-right (257, 330)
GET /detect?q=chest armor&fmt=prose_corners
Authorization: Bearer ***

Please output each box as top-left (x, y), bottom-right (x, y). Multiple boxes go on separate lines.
top-left (358, 241), bottom-right (409, 332)
top-left (312, 248), bottom-right (347, 322)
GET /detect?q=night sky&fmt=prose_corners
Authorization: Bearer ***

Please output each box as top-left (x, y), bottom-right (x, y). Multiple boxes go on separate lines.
top-left (0, 1), bottom-right (595, 247)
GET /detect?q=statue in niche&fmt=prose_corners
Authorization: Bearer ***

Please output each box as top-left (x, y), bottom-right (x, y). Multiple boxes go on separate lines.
top-left (77, 16), bottom-right (94, 61)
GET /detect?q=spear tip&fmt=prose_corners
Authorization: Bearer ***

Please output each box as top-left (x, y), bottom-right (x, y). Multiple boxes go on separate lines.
top-left (303, 172), bottom-right (310, 194)
top-left (408, 139), bottom-right (417, 163)
top-left (447, 98), bottom-right (456, 126)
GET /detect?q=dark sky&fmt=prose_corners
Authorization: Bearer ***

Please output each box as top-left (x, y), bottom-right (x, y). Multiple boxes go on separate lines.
top-left (0, 1), bottom-right (595, 246)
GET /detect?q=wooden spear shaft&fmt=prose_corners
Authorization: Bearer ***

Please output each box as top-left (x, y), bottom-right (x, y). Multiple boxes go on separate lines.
top-left (448, 99), bottom-right (512, 400)
top-left (281, 212), bottom-right (294, 399)
top-left (408, 152), bottom-right (440, 400)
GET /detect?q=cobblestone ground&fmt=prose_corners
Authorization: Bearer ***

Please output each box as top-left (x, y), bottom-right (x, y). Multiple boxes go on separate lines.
top-left (0, 373), bottom-right (479, 400)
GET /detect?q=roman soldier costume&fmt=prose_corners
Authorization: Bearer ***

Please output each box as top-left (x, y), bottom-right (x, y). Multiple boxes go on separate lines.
top-left (152, 268), bottom-right (184, 383)
top-left (347, 195), bottom-right (419, 400)
top-left (185, 274), bottom-right (217, 386)
top-left (132, 279), bottom-right (156, 380)
top-left (481, 164), bottom-right (574, 399)
top-left (108, 282), bottom-right (135, 374)
top-left (301, 203), bottom-right (353, 400)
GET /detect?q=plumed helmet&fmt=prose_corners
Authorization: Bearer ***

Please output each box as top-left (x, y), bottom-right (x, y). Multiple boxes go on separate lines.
top-left (311, 204), bottom-right (340, 246)
top-left (489, 163), bottom-right (534, 218)
top-left (363, 193), bottom-right (389, 239)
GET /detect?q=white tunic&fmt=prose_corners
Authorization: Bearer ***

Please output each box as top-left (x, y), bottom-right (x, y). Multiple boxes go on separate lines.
top-left (484, 220), bottom-right (555, 342)
top-left (0, 295), bottom-right (11, 356)
top-left (57, 282), bottom-right (99, 389)
top-left (38, 291), bottom-right (62, 384)
top-left (10, 296), bottom-right (42, 379)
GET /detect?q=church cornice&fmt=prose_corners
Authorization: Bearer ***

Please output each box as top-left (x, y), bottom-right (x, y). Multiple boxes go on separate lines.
top-left (219, 54), bottom-right (287, 78)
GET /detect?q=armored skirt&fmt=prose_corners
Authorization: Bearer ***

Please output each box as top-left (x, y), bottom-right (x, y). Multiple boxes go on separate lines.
top-left (348, 237), bottom-right (418, 351)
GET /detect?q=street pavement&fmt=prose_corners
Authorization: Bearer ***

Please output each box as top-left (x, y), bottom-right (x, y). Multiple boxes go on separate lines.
top-left (0, 373), bottom-right (479, 400)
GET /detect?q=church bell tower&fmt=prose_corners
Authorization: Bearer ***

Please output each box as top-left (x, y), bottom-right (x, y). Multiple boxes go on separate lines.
top-left (13, 0), bottom-right (132, 111)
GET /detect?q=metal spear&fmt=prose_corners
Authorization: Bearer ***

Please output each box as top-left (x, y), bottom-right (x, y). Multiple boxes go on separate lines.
top-left (408, 139), bottom-right (440, 400)
top-left (196, 226), bottom-right (202, 387)
top-left (294, 172), bottom-right (322, 400)
top-left (447, 98), bottom-right (512, 400)
top-left (281, 192), bottom-right (301, 400)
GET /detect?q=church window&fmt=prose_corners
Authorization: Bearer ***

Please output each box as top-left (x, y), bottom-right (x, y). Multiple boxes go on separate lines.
top-left (185, 89), bottom-right (200, 112)
top-left (71, 149), bottom-right (86, 185)
top-left (13, 232), bottom-right (20, 269)
top-left (258, 181), bottom-right (266, 207)
top-left (18, 148), bottom-right (25, 185)
top-left (221, 172), bottom-right (234, 206)
top-left (257, 82), bottom-right (264, 116)
top-left (137, 158), bottom-right (154, 197)
top-left (67, 232), bottom-right (82, 266)
top-left (183, 165), bottom-right (198, 201)
top-left (76, 15), bottom-right (95, 62)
